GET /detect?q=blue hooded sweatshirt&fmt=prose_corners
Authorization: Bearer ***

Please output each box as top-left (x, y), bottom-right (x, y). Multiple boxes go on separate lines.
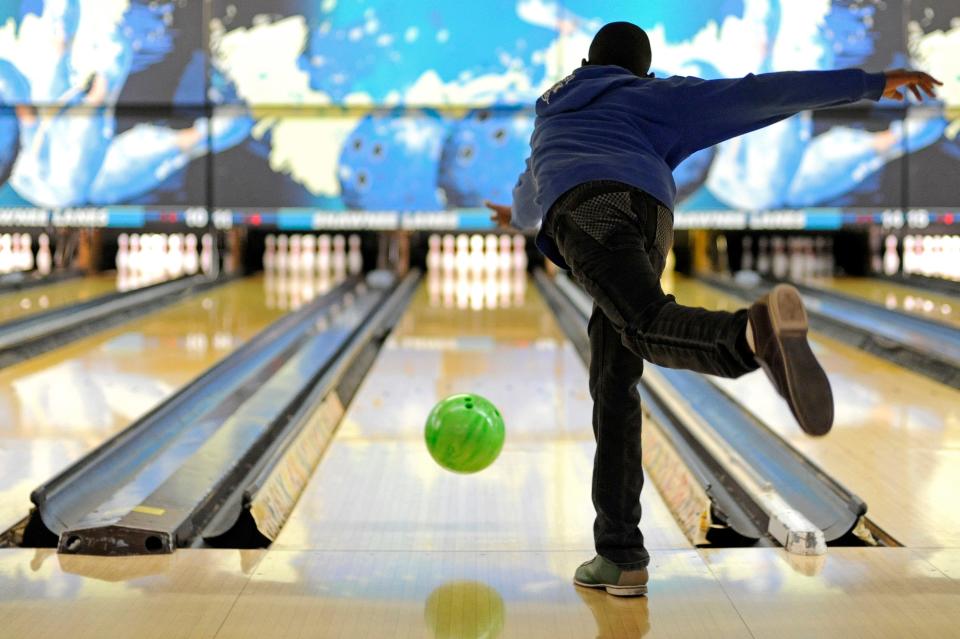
top-left (511, 65), bottom-right (886, 269)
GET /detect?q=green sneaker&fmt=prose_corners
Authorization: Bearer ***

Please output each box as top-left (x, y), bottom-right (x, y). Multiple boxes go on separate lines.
top-left (573, 555), bottom-right (648, 597)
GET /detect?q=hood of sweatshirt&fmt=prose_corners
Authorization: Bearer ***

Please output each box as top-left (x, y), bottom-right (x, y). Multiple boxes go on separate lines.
top-left (536, 65), bottom-right (644, 117)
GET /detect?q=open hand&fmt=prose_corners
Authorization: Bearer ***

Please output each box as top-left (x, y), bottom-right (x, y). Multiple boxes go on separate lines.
top-left (484, 200), bottom-right (512, 228)
top-left (883, 69), bottom-right (942, 102)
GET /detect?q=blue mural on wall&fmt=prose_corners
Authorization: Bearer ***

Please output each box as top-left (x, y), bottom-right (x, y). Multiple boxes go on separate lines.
top-left (0, 0), bottom-right (955, 218)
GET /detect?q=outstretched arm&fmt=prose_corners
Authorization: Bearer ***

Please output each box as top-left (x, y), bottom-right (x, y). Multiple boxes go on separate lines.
top-left (675, 68), bottom-right (941, 157)
top-left (485, 156), bottom-right (542, 231)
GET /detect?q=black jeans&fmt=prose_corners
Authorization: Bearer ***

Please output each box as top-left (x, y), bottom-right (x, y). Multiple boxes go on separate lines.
top-left (544, 182), bottom-right (758, 569)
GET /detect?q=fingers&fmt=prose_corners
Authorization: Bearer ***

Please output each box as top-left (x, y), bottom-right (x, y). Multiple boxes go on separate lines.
top-left (909, 83), bottom-right (922, 101)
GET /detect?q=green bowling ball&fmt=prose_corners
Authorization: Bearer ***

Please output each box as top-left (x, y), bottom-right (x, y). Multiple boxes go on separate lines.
top-left (424, 393), bottom-right (505, 473)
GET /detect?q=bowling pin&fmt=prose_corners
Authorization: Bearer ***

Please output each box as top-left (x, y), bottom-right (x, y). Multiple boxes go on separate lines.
top-left (200, 233), bottom-right (215, 276)
top-left (21, 234), bottom-right (33, 271)
top-left (317, 234), bottom-right (331, 276)
top-left (469, 234), bottom-right (485, 276)
top-left (787, 237), bottom-right (801, 281)
top-left (902, 235), bottom-right (915, 276)
top-left (499, 235), bottom-right (512, 273)
top-left (427, 234), bottom-right (442, 271)
top-left (276, 235), bottom-right (289, 273)
top-left (512, 235), bottom-right (527, 271)
top-left (802, 238), bottom-right (816, 280)
top-left (348, 234), bottom-right (363, 275)
top-left (0, 234), bottom-right (11, 273)
top-left (740, 236), bottom-right (754, 272)
top-left (289, 234), bottom-right (303, 275)
top-left (332, 234), bottom-right (347, 280)
top-left (441, 234), bottom-right (455, 274)
top-left (756, 237), bottom-right (771, 275)
top-left (263, 234), bottom-right (277, 272)
top-left (455, 234), bottom-right (469, 273)
top-left (11, 233), bottom-right (22, 271)
top-left (716, 234), bottom-right (730, 275)
top-left (302, 234), bottom-right (317, 274)
top-left (183, 234), bottom-right (199, 275)
top-left (882, 234), bottom-right (900, 276)
top-left (36, 233), bottom-right (52, 275)
top-left (920, 236), bottom-right (934, 277)
top-left (772, 236), bottom-right (788, 280)
top-left (484, 234), bottom-right (499, 273)
top-left (116, 233), bottom-right (129, 275)
top-left (428, 267), bottom-right (441, 306)
top-left (167, 233), bottom-right (184, 278)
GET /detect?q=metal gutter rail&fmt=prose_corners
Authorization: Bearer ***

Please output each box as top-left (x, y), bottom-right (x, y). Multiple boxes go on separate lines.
top-left (0, 273), bottom-right (227, 369)
top-left (17, 276), bottom-right (362, 550)
top-left (18, 270), bottom-right (417, 556)
top-left (703, 274), bottom-right (960, 390)
top-left (536, 269), bottom-right (765, 547)
top-left (540, 269), bottom-right (874, 555)
top-left (203, 270), bottom-right (420, 546)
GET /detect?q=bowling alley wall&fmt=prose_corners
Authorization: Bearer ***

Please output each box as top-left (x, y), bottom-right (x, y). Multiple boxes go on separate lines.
top-left (0, 1), bottom-right (957, 268)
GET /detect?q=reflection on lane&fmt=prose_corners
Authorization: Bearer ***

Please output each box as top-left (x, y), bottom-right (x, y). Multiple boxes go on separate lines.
top-left (0, 276), bottom-right (286, 530)
top-left (668, 275), bottom-right (960, 548)
top-left (816, 276), bottom-right (959, 329)
top-left (276, 279), bottom-right (691, 554)
top-left (0, 274), bottom-right (118, 325)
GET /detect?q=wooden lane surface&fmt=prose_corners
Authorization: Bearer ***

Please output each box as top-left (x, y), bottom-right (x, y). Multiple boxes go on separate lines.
top-left (668, 275), bottom-right (960, 547)
top-left (0, 276), bottom-right (286, 532)
top-left (1, 547), bottom-right (957, 638)
top-left (275, 278), bottom-right (692, 553)
top-left (0, 274), bottom-right (118, 325)
top-left (814, 276), bottom-right (959, 329)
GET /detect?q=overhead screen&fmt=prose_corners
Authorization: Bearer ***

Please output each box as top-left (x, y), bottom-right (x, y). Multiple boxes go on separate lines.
top-left (0, 0), bottom-right (955, 230)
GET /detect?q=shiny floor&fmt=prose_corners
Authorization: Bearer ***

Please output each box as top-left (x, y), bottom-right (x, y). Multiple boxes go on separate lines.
top-left (666, 275), bottom-right (960, 548)
top-left (816, 276), bottom-right (959, 329)
top-left (1, 271), bottom-right (959, 638)
top-left (1, 547), bottom-right (957, 638)
top-left (0, 275), bottom-right (286, 532)
top-left (0, 273), bottom-right (118, 324)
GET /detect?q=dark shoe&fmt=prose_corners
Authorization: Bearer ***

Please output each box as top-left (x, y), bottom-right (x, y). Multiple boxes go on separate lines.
top-left (748, 284), bottom-right (834, 436)
top-left (574, 555), bottom-right (648, 596)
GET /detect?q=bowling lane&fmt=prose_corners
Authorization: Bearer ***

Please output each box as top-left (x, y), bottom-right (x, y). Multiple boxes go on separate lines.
top-left (813, 276), bottom-right (960, 329)
top-left (0, 275), bottom-right (287, 532)
top-left (668, 275), bottom-right (960, 548)
top-left (0, 273), bottom-right (118, 325)
top-left (276, 275), bottom-right (691, 553)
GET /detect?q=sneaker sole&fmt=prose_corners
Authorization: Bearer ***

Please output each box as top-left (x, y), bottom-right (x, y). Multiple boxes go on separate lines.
top-left (766, 284), bottom-right (834, 436)
top-left (574, 579), bottom-right (648, 597)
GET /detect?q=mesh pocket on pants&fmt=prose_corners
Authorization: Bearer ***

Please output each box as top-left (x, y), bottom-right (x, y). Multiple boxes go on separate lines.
top-left (566, 191), bottom-right (635, 244)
